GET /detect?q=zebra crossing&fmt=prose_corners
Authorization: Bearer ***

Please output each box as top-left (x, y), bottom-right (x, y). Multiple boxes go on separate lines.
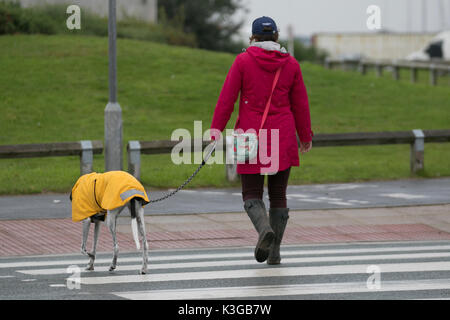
top-left (2, 240), bottom-right (450, 300)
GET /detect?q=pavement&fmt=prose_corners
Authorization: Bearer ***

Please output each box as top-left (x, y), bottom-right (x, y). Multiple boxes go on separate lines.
top-left (0, 177), bottom-right (449, 257)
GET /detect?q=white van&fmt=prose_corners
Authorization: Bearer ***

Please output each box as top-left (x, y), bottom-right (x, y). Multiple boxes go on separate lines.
top-left (406, 30), bottom-right (450, 61)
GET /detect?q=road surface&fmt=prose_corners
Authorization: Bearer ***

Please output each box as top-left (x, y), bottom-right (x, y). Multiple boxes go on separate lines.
top-left (2, 240), bottom-right (450, 300)
top-left (1, 177), bottom-right (449, 219)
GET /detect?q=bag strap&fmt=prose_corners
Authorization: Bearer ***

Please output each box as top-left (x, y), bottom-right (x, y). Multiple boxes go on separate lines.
top-left (234, 67), bottom-right (282, 132)
top-left (259, 67), bottom-right (282, 132)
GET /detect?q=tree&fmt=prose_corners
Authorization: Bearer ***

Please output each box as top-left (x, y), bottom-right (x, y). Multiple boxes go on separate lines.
top-left (158, 0), bottom-right (247, 52)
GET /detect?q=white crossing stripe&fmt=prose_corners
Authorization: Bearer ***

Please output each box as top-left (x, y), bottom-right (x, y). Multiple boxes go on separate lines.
top-left (4, 241), bottom-right (450, 299)
top-left (17, 251), bottom-right (450, 275)
top-left (78, 261), bottom-right (450, 285)
top-left (4, 243), bottom-right (450, 269)
top-left (114, 278), bottom-right (450, 300)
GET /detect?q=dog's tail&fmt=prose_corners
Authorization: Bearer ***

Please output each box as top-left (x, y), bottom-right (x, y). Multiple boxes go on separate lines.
top-left (130, 198), bottom-right (141, 250)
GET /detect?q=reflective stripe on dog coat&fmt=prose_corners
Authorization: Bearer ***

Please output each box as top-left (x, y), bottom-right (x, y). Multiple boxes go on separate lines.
top-left (71, 171), bottom-right (150, 222)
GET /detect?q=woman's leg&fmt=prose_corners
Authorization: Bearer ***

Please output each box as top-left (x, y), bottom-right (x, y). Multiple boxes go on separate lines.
top-left (267, 167), bottom-right (291, 265)
top-left (241, 173), bottom-right (274, 263)
top-left (267, 167), bottom-right (291, 209)
top-left (241, 173), bottom-right (264, 202)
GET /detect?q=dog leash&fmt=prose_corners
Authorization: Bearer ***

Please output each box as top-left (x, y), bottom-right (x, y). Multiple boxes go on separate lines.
top-left (148, 140), bottom-right (218, 204)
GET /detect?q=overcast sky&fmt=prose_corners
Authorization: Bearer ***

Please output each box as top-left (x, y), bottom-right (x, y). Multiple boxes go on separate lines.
top-left (237, 0), bottom-right (450, 39)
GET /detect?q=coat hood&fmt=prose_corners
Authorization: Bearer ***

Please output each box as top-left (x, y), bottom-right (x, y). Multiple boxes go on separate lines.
top-left (246, 41), bottom-right (291, 72)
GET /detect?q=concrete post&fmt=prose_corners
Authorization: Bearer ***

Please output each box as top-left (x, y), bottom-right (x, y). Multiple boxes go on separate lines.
top-left (411, 67), bottom-right (418, 83)
top-left (358, 62), bottom-right (367, 75)
top-left (225, 162), bottom-right (239, 182)
top-left (105, 0), bottom-right (123, 171)
top-left (411, 129), bottom-right (425, 173)
top-left (105, 102), bottom-right (123, 171)
top-left (225, 136), bottom-right (239, 182)
top-left (225, 163), bottom-right (239, 183)
top-left (340, 58), bottom-right (346, 71)
top-left (429, 64), bottom-right (438, 86)
top-left (80, 140), bottom-right (93, 175)
top-left (393, 64), bottom-right (400, 81)
top-left (127, 140), bottom-right (141, 180)
top-left (375, 63), bottom-right (383, 77)
top-left (108, 0), bottom-right (118, 104)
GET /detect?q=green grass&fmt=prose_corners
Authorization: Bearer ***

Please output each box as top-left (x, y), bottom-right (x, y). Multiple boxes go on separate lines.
top-left (0, 34), bottom-right (449, 195)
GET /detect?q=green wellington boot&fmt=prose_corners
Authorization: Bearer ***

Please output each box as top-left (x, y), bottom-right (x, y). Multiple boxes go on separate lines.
top-left (267, 208), bottom-right (289, 265)
top-left (244, 199), bottom-right (275, 263)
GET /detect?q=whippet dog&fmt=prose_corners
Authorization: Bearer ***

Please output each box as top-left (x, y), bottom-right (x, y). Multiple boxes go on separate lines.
top-left (71, 171), bottom-right (150, 274)
top-left (80, 198), bottom-right (148, 274)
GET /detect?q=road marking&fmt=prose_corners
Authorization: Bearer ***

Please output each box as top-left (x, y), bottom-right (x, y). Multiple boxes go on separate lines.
top-left (317, 197), bottom-right (343, 201)
top-left (293, 198), bottom-right (322, 203)
top-left (328, 201), bottom-right (354, 206)
top-left (200, 191), bottom-right (228, 195)
top-left (78, 261), bottom-right (450, 285)
top-left (313, 184), bottom-right (377, 191)
top-left (348, 200), bottom-right (370, 204)
top-left (17, 251), bottom-right (450, 276)
top-left (415, 298), bottom-right (450, 300)
top-left (3, 242), bottom-right (450, 300)
top-left (5, 244), bottom-right (450, 269)
top-left (380, 193), bottom-right (427, 200)
top-left (287, 195), bottom-right (368, 206)
top-left (113, 278), bottom-right (450, 300)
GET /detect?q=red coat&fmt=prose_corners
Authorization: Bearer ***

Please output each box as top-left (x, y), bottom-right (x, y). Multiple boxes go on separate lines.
top-left (210, 46), bottom-right (313, 174)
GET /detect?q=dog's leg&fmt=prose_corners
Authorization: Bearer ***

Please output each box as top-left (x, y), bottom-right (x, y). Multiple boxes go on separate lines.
top-left (81, 218), bottom-right (90, 256)
top-left (107, 208), bottom-right (121, 272)
top-left (85, 220), bottom-right (100, 271)
top-left (136, 201), bottom-right (148, 274)
top-left (82, 218), bottom-right (97, 271)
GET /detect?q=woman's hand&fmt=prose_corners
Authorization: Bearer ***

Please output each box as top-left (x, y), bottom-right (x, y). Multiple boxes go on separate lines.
top-left (299, 141), bottom-right (312, 154)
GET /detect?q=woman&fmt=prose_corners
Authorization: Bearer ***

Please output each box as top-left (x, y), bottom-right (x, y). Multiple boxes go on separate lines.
top-left (210, 16), bottom-right (313, 264)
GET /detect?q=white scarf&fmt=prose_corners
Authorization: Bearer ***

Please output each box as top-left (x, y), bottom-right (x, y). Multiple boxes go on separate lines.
top-left (249, 41), bottom-right (288, 53)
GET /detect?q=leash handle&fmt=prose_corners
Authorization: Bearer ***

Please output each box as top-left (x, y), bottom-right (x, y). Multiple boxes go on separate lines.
top-left (202, 140), bottom-right (217, 164)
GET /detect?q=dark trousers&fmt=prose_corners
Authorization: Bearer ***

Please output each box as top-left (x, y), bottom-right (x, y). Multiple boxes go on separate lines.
top-left (241, 167), bottom-right (291, 208)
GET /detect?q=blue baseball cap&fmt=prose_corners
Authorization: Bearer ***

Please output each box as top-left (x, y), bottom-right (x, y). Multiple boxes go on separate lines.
top-left (252, 16), bottom-right (278, 35)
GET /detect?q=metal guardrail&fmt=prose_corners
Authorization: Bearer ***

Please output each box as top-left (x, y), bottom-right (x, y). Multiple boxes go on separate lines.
top-left (0, 140), bottom-right (103, 175)
top-left (127, 129), bottom-right (450, 182)
top-left (324, 58), bottom-right (450, 86)
top-left (2, 130), bottom-right (448, 183)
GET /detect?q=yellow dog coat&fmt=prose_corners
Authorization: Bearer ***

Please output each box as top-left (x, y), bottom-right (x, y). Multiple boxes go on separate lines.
top-left (71, 171), bottom-right (149, 222)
